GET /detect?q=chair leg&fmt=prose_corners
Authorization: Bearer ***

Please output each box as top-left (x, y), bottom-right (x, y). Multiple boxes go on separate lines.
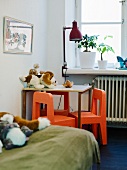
top-left (100, 122), bottom-right (107, 145)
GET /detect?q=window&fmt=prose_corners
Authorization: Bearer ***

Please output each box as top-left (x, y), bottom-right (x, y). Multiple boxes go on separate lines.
top-left (75, 0), bottom-right (126, 67)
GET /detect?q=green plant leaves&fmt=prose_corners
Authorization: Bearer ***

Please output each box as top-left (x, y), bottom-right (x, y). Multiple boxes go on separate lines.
top-left (78, 34), bottom-right (115, 60)
top-left (78, 34), bottom-right (99, 52)
top-left (96, 36), bottom-right (115, 60)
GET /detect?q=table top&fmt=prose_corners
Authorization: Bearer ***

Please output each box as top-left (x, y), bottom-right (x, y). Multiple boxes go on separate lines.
top-left (22, 84), bottom-right (92, 93)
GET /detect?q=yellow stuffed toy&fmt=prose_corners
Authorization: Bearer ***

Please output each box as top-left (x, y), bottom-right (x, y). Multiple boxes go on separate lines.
top-left (63, 80), bottom-right (74, 88)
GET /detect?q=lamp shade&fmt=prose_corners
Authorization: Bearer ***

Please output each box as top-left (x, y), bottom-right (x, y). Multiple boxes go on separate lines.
top-left (69, 21), bottom-right (82, 41)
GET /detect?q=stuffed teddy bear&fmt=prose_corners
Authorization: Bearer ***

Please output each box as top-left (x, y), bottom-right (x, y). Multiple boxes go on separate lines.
top-left (32, 63), bottom-right (40, 75)
top-left (29, 63), bottom-right (40, 76)
top-left (63, 80), bottom-right (74, 88)
top-left (0, 112), bottom-right (50, 150)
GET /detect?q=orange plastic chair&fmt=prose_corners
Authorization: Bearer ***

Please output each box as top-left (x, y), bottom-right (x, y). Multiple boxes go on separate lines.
top-left (32, 91), bottom-right (75, 127)
top-left (69, 88), bottom-right (107, 145)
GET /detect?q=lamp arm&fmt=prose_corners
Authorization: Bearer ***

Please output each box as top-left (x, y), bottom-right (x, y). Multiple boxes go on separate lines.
top-left (63, 27), bottom-right (66, 66)
top-left (63, 27), bottom-right (72, 66)
top-left (62, 27), bottom-right (72, 78)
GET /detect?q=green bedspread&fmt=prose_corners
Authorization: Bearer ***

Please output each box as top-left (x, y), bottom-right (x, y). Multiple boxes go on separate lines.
top-left (0, 125), bottom-right (100, 170)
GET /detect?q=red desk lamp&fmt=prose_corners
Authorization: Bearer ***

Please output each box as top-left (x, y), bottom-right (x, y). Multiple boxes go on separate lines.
top-left (62, 21), bottom-right (82, 77)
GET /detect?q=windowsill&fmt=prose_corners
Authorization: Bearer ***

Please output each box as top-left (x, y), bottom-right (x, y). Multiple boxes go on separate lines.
top-left (65, 68), bottom-right (127, 75)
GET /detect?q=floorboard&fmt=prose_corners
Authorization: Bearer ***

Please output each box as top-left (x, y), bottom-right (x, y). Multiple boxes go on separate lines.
top-left (92, 127), bottom-right (127, 170)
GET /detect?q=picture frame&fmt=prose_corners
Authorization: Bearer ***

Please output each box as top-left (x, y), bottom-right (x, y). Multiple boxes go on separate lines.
top-left (3, 16), bottom-right (33, 54)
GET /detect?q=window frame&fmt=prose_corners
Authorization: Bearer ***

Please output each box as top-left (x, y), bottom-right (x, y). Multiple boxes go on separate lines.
top-left (74, 0), bottom-right (127, 68)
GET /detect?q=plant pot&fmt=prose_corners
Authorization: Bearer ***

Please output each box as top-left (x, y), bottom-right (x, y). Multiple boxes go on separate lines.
top-left (79, 52), bottom-right (96, 69)
top-left (98, 60), bottom-right (107, 69)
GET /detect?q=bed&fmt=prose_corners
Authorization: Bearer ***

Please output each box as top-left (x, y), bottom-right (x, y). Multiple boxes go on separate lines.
top-left (0, 125), bottom-right (100, 170)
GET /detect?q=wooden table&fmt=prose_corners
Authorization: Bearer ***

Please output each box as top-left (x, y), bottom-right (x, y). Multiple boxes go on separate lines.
top-left (21, 85), bottom-right (92, 128)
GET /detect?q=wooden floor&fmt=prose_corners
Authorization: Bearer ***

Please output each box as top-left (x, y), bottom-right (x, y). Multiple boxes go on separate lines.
top-left (93, 127), bottom-right (127, 170)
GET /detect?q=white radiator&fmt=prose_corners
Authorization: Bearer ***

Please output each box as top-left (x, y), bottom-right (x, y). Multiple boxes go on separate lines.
top-left (95, 76), bottom-right (127, 124)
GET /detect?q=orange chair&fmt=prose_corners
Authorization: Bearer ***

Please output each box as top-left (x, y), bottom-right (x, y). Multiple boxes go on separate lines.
top-left (32, 91), bottom-right (75, 127)
top-left (69, 88), bottom-right (107, 145)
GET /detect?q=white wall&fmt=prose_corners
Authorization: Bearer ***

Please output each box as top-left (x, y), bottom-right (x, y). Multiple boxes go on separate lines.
top-left (46, 0), bottom-right (80, 111)
top-left (0, 0), bottom-right (82, 117)
top-left (46, 0), bottom-right (65, 84)
top-left (0, 0), bottom-right (47, 116)
top-left (47, 0), bottom-right (76, 83)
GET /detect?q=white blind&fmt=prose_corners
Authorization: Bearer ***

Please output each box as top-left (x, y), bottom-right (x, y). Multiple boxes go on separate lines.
top-left (81, 0), bottom-right (122, 23)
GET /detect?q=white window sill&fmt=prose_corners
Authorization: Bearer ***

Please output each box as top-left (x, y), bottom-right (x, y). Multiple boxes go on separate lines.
top-left (65, 68), bottom-right (127, 75)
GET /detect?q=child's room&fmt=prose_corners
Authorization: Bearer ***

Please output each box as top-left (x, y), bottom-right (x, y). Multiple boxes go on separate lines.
top-left (0, 0), bottom-right (127, 170)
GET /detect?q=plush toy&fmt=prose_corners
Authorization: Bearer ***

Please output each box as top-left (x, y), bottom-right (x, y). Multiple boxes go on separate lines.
top-left (19, 74), bottom-right (44, 89)
top-left (0, 120), bottom-right (33, 150)
top-left (19, 64), bottom-right (44, 89)
top-left (0, 112), bottom-right (50, 131)
top-left (19, 64), bottom-right (57, 89)
top-left (40, 71), bottom-right (57, 88)
top-left (32, 63), bottom-right (40, 74)
top-left (0, 112), bottom-right (50, 150)
top-left (63, 80), bottom-right (74, 88)
top-left (29, 63), bottom-right (40, 76)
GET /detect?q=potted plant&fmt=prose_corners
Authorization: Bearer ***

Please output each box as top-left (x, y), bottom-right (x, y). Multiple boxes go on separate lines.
top-left (97, 35), bottom-right (115, 69)
top-left (78, 34), bottom-right (99, 69)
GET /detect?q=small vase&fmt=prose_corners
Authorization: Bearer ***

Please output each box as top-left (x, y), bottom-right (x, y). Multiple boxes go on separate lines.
top-left (79, 52), bottom-right (96, 69)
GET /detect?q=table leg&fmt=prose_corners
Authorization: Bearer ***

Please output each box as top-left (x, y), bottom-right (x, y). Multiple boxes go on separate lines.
top-left (22, 90), bottom-right (26, 119)
top-left (46, 91), bottom-right (70, 116)
top-left (78, 92), bottom-right (81, 128)
top-left (88, 89), bottom-right (92, 111)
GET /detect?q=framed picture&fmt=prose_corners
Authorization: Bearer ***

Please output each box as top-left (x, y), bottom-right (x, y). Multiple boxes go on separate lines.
top-left (3, 16), bottom-right (33, 54)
